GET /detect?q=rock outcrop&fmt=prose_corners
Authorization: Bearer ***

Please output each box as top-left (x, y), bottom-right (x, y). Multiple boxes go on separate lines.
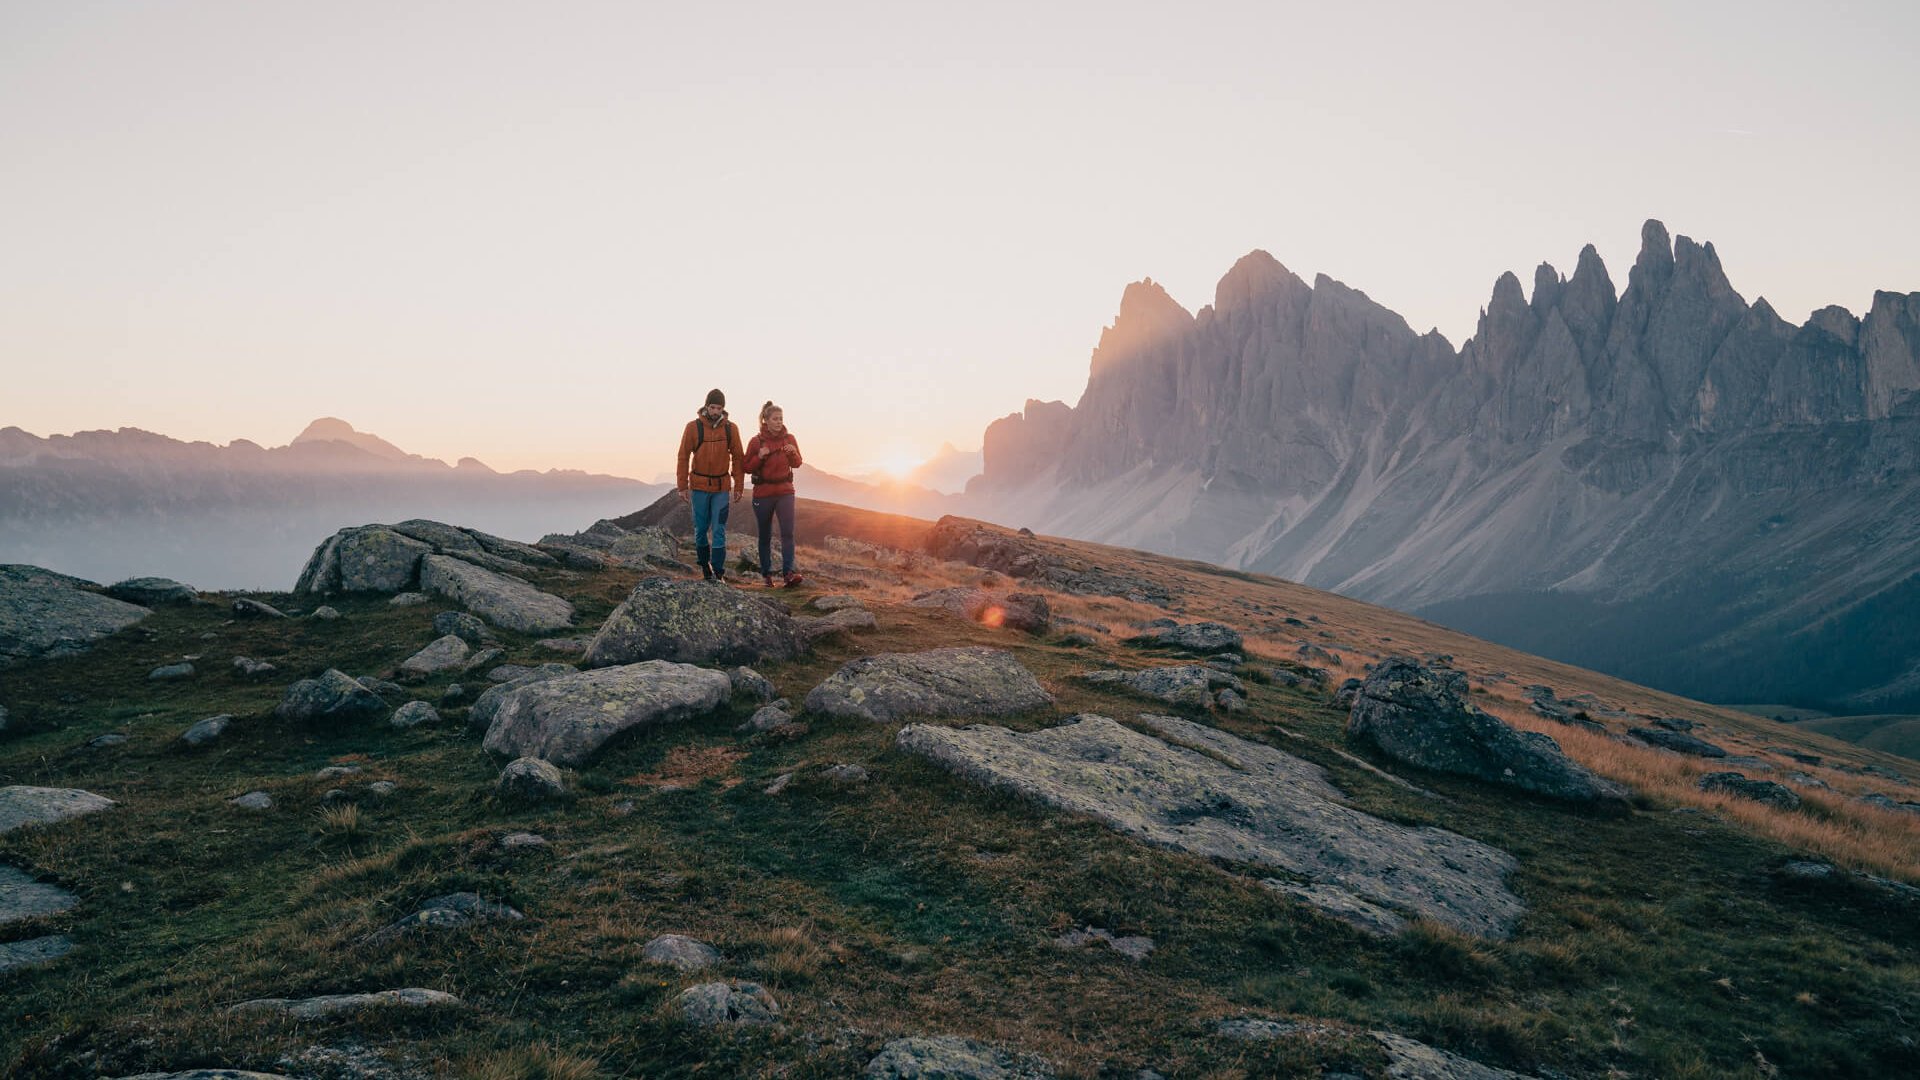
top-left (0, 564), bottom-right (150, 662)
top-left (274, 669), bottom-right (389, 725)
top-left (804, 647), bottom-right (1054, 723)
top-left (583, 577), bottom-right (800, 668)
top-left (293, 519), bottom-right (554, 596)
top-left (898, 714), bottom-right (1523, 937)
top-left (482, 661), bottom-right (732, 766)
top-left (419, 555), bottom-right (574, 633)
top-left (0, 786), bottom-right (116, 835)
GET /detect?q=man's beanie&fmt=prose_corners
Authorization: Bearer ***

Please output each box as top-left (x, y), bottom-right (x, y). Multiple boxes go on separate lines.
top-left (705, 388), bottom-right (726, 408)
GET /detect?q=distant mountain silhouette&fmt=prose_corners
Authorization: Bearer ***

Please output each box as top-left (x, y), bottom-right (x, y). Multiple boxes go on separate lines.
top-left (969, 221), bottom-right (1920, 714)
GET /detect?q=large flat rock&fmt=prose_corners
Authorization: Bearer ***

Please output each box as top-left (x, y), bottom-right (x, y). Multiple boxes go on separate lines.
top-left (0, 865), bottom-right (79, 925)
top-left (806, 647), bottom-right (1054, 723)
top-left (0, 786), bottom-right (116, 835)
top-left (897, 714), bottom-right (1523, 938)
top-left (482, 661), bottom-right (732, 766)
top-left (420, 554), bottom-right (574, 633)
top-left (229, 987), bottom-right (461, 1019)
top-left (0, 564), bottom-right (150, 662)
top-left (583, 577), bottom-right (801, 668)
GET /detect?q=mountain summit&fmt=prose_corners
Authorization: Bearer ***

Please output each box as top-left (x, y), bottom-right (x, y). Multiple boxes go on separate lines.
top-left (971, 222), bottom-right (1920, 712)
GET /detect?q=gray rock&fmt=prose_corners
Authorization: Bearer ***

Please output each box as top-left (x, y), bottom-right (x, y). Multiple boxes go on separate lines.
top-left (464, 647), bottom-right (506, 672)
top-left (897, 714), bottom-right (1523, 938)
top-left (1133, 621), bottom-right (1243, 654)
top-left (1629, 727), bottom-right (1729, 757)
top-left (738, 704), bottom-right (794, 733)
top-left (388, 591), bottom-right (429, 607)
top-left (420, 555), bottom-right (574, 633)
top-left (729, 665), bottom-right (777, 702)
top-left (0, 786), bottom-right (115, 835)
top-left (229, 791), bottom-right (273, 811)
top-left (310, 605), bottom-right (342, 621)
top-left (1652, 715), bottom-right (1698, 732)
top-left (106, 577), bottom-right (198, 605)
top-left (764, 772), bottom-right (795, 795)
top-left (390, 701), bottom-right (440, 728)
top-left (536, 636), bottom-right (591, 654)
top-left (398, 634), bottom-right (471, 678)
top-left (496, 757), bottom-right (567, 800)
top-left (467, 663), bottom-right (578, 731)
top-left (232, 656), bottom-right (276, 676)
top-left (111, 1070), bottom-right (291, 1079)
top-left (676, 980), bottom-right (780, 1026)
top-left (794, 606), bottom-right (879, 644)
top-left (363, 892), bottom-right (524, 945)
top-left (482, 662), bottom-right (732, 766)
top-left (1261, 879), bottom-right (1408, 937)
top-left (1080, 665), bottom-right (1244, 710)
top-left (809, 594), bottom-right (866, 612)
top-left (1215, 688), bottom-right (1247, 712)
top-left (608, 528), bottom-right (682, 565)
top-left (1698, 772), bottom-right (1800, 810)
top-left (1054, 926), bottom-right (1153, 962)
top-left (229, 987), bottom-right (461, 1019)
top-left (0, 934), bottom-right (73, 973)
top-left (906, 587), bottom-right (1051, 634)
top-left (442, 683), bottom-right (470, 705)
top-left (180, 714), bottom-right (233, 747)
top-left (366, 780), bottom-right (398, 797)
top-left (1347, 659), bottom-right (1631, 813)
top-left (0, 564), bottom-right (150, 661)
top-left (498, 831), bottom-right (550, 849)
top-left (230, 597), bottom-right (287, 619)
top-left (583, 578), bottom-right (800, 668)
top-left (89, 733), bottom-right (129, 748)
top-left (1855, 792), bottom-right (1920, 816)
top-left (357, 675), bottom-right (407, 698)
top-left (149, 661), bottom-right (194, 681)
top-left (314, 765), bottom-right (363, 780)
top-left (1216, 1018), bottom-right (1300, 1041)
top-left (275, 669), bottom-right (388, 725)
top-left (432, 610), bottom-right (493, 645)
top-left (293, 526), bottom-right (431, 595)
top-left (0, 864), bottom-right (79, 926)
top-left (823, 763), bottom-right (870, 783)
top-left (864, 1035), bottom-right (1056, 1079)
top-left (0, 704), bottom-right (8, 732)
top-left (1369, 1030), bottom-right (1536, 1079)
top-left (805, 647), bottom-right (1054, 724)
top-left (642, 933), bottom-right (721, 971)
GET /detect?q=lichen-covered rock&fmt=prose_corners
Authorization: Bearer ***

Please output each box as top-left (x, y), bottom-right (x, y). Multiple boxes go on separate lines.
top-left (642, 933), bottom-right (721, 971)
top-left (897, 714), bottom-right (1524, 938)
top-left (1132, 621), bottom-right (1243, 654)
top-left (274, 669), bottom-right (388, 725)
top-left (794, 606), bottom-right (878, 644)
top-left (809, 594), bottom-right (866, 612)
top-left (1698, 772), bottom-right (1800, 810)
top-left (864, 1035), bottom-right (1057, 1079)
top-left (738, 704), bottom-right (794, 733)
top-left (1348, 659), bottom-right (1630, 813)
top-left (905, 587), bottom-right (1050, 634)
top-left (420, 555), bottom-right (574, 633)
top-left (496, 757), bottom-right (568, 800)
top-left (398, 634), bottom-right (471, 678)
top-left (1629, 727), bottom-right (1729, 758)
top-left (390, 701), bottom-right (440, 728)
top-left (676, 980), bottom-right (780, 1026)
top-left (363, 892), bottom-right (524, 945)
top-left (805, 647), bottom-right (1054, 724)
top-left (482, 662), bottom-right (731, 766)
top-left (231, 598), bottom-right (287, 619)
top-left (1080, 665), bottom-right (1244, 709)
top-left (433, 610), bottom-right (494, 645)
top-left (232, 656), bottom-right (276, 676)
top-left (180, 715), bottom-right (233, 747)
top-left (105, 577), bottom-right (198, 605)
top-left (583, 577), bottom-right (800, 668)
top-left (229, 791), bottom-right (273, 811)
top-left (0, 564), bottom-right (150, 662)
top-left (729, 665), bottom-right (777, 702)
top-left (0, 786), bottom-right (116, 835)
top-left (467, 663), bottom-right (578, 732)
top-left (149, 662), bottom-right (194, 681)
top-left (229, 987), bottom-right (462, 1019)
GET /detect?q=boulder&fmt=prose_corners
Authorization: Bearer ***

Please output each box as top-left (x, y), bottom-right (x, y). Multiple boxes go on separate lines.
top-left (1080, 665), bottom-right (1245, 710)
top-left (583, 577), bottom-right (800, 668)
top-left (642, 933), bottom-right (721, 971)
top-left (898, 714), bottom-right (1524, 938)
top-left (274, 669), bottom-right (388, 725)
top-left (905, 587), bottom-right (1050, 633)
top-left (1347, 659), bottom-right (1630, 812)
top-left (232, 656), bottom-right (276, 676)
top-left (0, 786), bottom-right (116, 835)
top-left (540, 519), bottom-right (680, 568)
top-left (433, 610), bottom-right (493, 645)
top-left (0, 935), bottom-right (73, 974)
top-left (364, 892), bottom-right (524, 945)
top-left (390, 701), bottom-right (440, 728)
top-left (107, 1071), bottom-right (291, 1079)
top-left (1132, 621), bottom-right (1243, 654)
top-left (729, 666), bottom-right (777, 702)
top-left (794, 606), bottom-right (878, 644)
top-left (229, 791), bottom-right (273, 811)
top-left (229, 988), bottom-right (462, 1019)
top-left (389, 592), bottom-right (429, 607)
top-left (804, 647), bottom-right (1054, 724)
top-left (738, 704), bottom-right (794, 733)
top-left (1698, 772), bottom-right (1800, 810)
top-left (1857, 792), bottom-right (1920, 816)
top-left (864, 1035), bottom-right (1056, 1079)
top-left (149, 662), bottom-right (194, 681)
top-left (482, 662), bottom-right (732, 766)
top-left (676, 980), bottom-right (780, 1026)
top-left (467, 663), bottom-right (578, 731)
top-left (310, 605), bottom-right (342, 621)
top-left (105, 577), bottom-right (198, 605)
top-left (1628, 727), bottom-right (1729, 758)
top-left (296, 521), bottom-right (556, 597)
top-left (420, 554), bottom-right (574, 633)
top-left (0, 564), bottom-right (150, 662)
top-left (0, 864), bottom-right (79, 927)
top-left (496, 757), bottom-right (568, 801)
top-left (179, 715), bottom-right (233, 747)
top-left (398, 634), bottom-right (471, 678)
top-left (231, 598), bottom-right (287, 619)
top-left (809, 594), bottom-right (865, 612)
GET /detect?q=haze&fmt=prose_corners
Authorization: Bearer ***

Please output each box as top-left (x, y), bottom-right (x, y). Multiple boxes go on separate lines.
top-left (4, 0), bottom-right (1917, 477)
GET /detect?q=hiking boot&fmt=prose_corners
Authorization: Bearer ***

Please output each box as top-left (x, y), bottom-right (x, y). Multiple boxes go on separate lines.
top-left (701, 565), bottom-right (714, 581)
top-left (783, 573), bottom-right (805, 589)
top-left (762, 573), bottom-right (776, 588)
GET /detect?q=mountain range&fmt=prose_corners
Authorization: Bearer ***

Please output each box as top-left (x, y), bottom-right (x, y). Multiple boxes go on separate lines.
top-left (968, 221), bottom-right (1920, 714)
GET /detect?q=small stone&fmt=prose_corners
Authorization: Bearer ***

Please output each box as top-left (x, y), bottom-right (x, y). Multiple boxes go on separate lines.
top-left (310, 605), bottom-right (342, 620)
top-left (149, 662), bottom-right (195, 681)
top-left (232, 597), bottom-right (288, 619)
top-left (1054, 926), bottom-right (1154, 962)
top-left (764, 772), bottom-right (794, 795)
top-left (106, 576), bottom-right (198, 605)
top-left (1215, 688), bottom-right (1247, 712)
top-left (320, 788), bottom-right (351, 805)
top-left (88, 733), bottom-right (129, 747)
top-left (643, 933), bottom-right (722, 971)
top-left (367, 780), bottom-right (399, 797)
top-left (809, 594), bottom-right (865, 612)
top-left (315, 765), bottom-right (363, 780)
top-left (737, 704), bottom-right (793, 733)
top-left (1628, 727), bottom-right (1728, 758)
top-left (432, 610), bottom-right (492, 644)
top-left (729, 666), bottom-right (777, 703)
top-left (1216, 1018), bottom-right (1299, 1041)
top-left (390, 701), bottom-right (440, 728)
top-left (0, 934), bottom-right (73, 973)
top-left (180, 715), bottom-right (233, 747)
top-left (389, 592), bottom-right (430, 607)
top-left (229, 791), bottom-right (273, 811)
top-left (864, 1035), bottom-right (1056, 1079)
top-left (464, 647), bottom-right (506, 672)
top-left (677, 980), bottom-right (780, 1026)
top-left (536, 637), bottom-right (590, 654)
top-left (497, 757), bottom-right (567, 801)
top-left (499, 831), bottom-right (550, 849)
top-left (822, 763), bottom-right (869, 783)
top-left (232, 656), bottom-right (276, 676)
top-left (229, 987), bottom-right (461, 1019)
top-left (398, 635), bottom-right (471, 679)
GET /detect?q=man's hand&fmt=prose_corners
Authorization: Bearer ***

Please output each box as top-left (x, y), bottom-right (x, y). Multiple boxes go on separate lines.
top-left (677, 488), bottom-right (690, 504)
top-left (731, 489), bottom-right (745, 505)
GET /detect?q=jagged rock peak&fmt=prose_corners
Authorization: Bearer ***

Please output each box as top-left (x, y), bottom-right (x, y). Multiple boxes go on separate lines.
top-left (1531, 263), bottom-right (1563, 312)
top-left (1636, 218), bottom-right (1675, 277)
top-left (1488, 270), bottom-right (1527, 316)
top-left (1213, 249), bottom-right (1305, 311)
top-left (1090, 279), bottom-right (1195, 380)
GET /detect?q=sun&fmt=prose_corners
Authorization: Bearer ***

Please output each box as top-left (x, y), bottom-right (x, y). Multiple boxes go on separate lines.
top-left (877, 448), bottom-right (924, 479)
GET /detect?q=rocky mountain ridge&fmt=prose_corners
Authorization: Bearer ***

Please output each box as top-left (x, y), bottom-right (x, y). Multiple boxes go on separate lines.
top-left (969, 222), bottom-right (1920, 712)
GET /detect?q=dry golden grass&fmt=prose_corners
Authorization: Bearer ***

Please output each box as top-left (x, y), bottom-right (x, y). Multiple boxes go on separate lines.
top-left (623, 744), bottom-right (747, 789)
top-left (461, 1044), bottom-right (606, 1080)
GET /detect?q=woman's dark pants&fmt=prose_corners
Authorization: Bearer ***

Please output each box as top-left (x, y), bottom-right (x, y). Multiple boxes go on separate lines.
top-left (753, 494), bottom-right (796, 577)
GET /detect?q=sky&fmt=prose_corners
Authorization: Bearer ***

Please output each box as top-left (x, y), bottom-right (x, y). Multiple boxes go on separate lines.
top-left (4, 0), bottom-right (1918, 479)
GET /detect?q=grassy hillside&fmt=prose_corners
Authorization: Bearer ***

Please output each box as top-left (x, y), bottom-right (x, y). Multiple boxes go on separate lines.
top-left (2, 505), bottom-right (1917, 1078)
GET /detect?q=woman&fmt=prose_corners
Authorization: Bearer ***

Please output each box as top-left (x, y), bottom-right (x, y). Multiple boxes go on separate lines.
top-left (744, 401), bottom-right (804, 587)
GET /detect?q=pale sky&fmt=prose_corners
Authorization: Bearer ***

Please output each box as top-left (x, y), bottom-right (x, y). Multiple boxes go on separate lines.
top-left (5, 1), bottom-right (1917, 478)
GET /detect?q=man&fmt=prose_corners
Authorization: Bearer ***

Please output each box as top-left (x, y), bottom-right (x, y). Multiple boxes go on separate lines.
top-left (676, 388), bottom-right (747, 580)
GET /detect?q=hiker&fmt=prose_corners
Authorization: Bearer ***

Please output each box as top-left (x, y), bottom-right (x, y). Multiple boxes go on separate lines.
top-left (676, 388), bottom-right (746, 581)
top-left (744, 400), bottom-right (804, 587)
